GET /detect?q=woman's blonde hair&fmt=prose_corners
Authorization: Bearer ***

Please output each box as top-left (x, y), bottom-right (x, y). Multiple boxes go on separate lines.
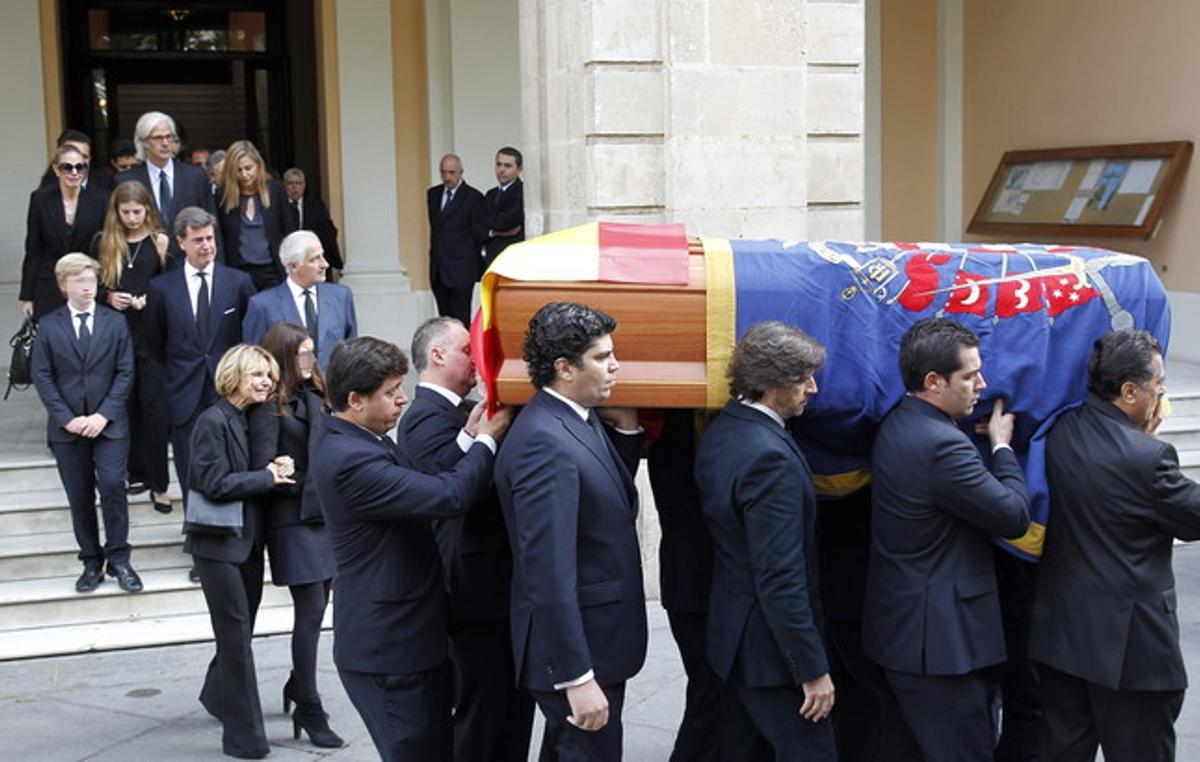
top-left (220, 140), bottom-right (271, 213)
top-left (95, 181), bottom-right (167, 288)
top-left (214, 344), bottom-right (279, 401)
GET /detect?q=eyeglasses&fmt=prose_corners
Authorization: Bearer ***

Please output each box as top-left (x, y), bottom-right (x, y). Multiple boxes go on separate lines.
top-left (147, 133), bottom-right (176, 143)
top-left (57, 162), bottom-right (88, 174)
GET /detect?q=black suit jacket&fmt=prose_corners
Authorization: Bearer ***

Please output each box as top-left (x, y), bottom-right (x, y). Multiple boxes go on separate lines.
top-left (144, 264), bottom-right (255, 426)
top-left (21, 184), bottom-right (109, 318)
top-left (398, 386), bottom-right (513, 623)
top-left (647, 409), bottom-right (713, 614)
top-left (695, 401), bottom-right (828, 687)
top-left (426, 182), bottom-right (484, 289)
top-left (283, 194), bottom-right (343, 270)
top-left (116, 160), bottom-right (220, 267)
top-left (495, 390), bottom-right (647, 692)
top-left (220, 180), bottom-right (288, 280)
top-left (184, 399), bottom-right (275, 563)
top-left (863, 395), bottom-right (1030, 676)
top-left (311, 414), bottom-right (496, 675)
top-left (248, 387), bottom-right (326, 528)
top-left (31, 304), bottom-right (133, 443)
top-left (477, 178), bottom-right (524, 271)
top-left (1030, 394), bottom-right (1200, 691)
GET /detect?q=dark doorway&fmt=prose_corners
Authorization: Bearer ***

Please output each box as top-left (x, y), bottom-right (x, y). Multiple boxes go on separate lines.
top-left (59, 0), bottom-right (321, 191)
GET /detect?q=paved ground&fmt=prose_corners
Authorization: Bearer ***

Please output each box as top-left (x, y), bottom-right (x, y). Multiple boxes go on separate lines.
top-left (8, 547), bottom-right (1200, 760)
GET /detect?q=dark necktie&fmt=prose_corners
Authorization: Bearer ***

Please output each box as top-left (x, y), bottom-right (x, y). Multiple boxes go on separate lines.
top-left (441, 189), bottom-right (453, 213)
top-left (291, 199), bottom-right (302, 229)
top-left (195, 271), bottom-right (210, 347)
top-left (158, 168), bottom-right (173, 222)
top-left (303, 288), bottom-right (319, 352)
top-left (77, 312), bottom-right (91, 354)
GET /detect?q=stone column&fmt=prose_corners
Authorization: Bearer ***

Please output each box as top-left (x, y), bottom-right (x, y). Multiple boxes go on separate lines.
top-left (518, 0), bottom-right (865, 597)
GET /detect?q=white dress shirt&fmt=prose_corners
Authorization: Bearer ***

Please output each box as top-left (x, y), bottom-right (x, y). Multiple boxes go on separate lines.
top-left (70, 305), bottom-right (94, 339)
top-left (739, 398), bottom-right (785, 428)
top-left (146, 159), bottom-right (175, 212)
top-left (183, 260), bottom-right (215, 317)
top-left (286, 277), bottom-right (318, 329)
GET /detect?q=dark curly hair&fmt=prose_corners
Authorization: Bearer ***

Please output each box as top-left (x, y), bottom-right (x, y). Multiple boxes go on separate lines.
top-left (325, 336), bottom-right (409, 412)
top-left (523, 302), bottom-right (617, 389)
top-left (728, 321), bottom-right (825, 401)
top-left (898, 317), bottom-right (979, 392)
top-left (1087, 329), bottom-right (1162, 400)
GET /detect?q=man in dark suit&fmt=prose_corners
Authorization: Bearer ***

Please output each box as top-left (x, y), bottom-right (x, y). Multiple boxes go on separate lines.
top-left (494, 301), bottom-right (646, 761)
top-left (145, 207), bottom-right (255, 582)
top-left (242, 230), bottom-right (357, 369)
top-left (398, 316), bottom-right (534, 761)
top-left (426, 154), bottom-right (484, 326)
top-left (1030, 330), bottom-right (1200, 761)
top-left (863, 317), bottom-right (1031, 761)
top-left (116, 111), bottom-right (221, 268)
top-left (476, 146), bottom-right (524, 272)
top-left (31, 253), bottom-right (141, 594)
top-left (282, 167), bottom-right (344, 271)
top-left (694, 322), bottom-right (836, 760)
top-left (646, 409), bottom-right (725, 761)
top-left (311, 336), bottom-right (511, 760)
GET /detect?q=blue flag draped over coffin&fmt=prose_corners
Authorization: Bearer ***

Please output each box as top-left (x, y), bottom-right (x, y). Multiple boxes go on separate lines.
top-left (730, 240), bottom-right (1171, 560)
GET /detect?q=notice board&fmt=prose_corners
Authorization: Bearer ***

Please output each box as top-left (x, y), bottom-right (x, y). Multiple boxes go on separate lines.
top-left (968, 141), bottom-right (1192, 239)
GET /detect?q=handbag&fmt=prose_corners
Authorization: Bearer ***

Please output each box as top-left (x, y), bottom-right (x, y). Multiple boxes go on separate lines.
top-left (183, 489), bottom-right (244, 536)
top-left (5, 317), bottom-right (36, 400)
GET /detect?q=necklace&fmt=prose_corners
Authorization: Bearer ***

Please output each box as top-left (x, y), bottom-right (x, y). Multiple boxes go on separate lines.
top-left (127, 237), bottom-right (146, 269)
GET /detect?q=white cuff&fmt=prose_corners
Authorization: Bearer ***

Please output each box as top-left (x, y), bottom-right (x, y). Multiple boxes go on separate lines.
top-left (554, 669), bottom-right (594, 691)
top-left (456, 428), bottom-right (474, 453)
top-left (473, 434), bottom-right (498, 455)
top-left (992, 442), bottom-right (1013, 454)
top-left (612, 425), bottom-right (644, 436)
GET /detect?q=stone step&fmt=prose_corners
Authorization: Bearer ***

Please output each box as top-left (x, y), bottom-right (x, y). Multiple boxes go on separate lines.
top-left (0, 522), bottom-right (189, 581)
top-left (0, 568), bottom-right (294, 630)
top-left (1158, 416), bottom-right (1200, 452)
top-left (1168, 393), bottom-right (1200, 419)
top-left (0, 601), bottom-right (331, 662)
top-left (1180, 450), bottom-right (1200, 484)
top-left (0, 457), bottom-right (72, 493)
top-left (0, 487), bottom-right (183, 536)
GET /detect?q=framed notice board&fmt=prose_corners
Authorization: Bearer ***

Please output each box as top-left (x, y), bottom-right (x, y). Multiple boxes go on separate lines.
top-left (968, 141), bottom-right (1192, 239)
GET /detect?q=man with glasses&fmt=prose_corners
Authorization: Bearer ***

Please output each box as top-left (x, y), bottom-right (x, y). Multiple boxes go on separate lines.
top-left (117, 111), bottom-right (220, 268)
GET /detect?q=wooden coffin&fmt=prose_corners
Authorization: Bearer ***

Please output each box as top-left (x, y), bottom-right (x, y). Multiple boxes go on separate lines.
top-left (491, 248), bottom-right (708, 407)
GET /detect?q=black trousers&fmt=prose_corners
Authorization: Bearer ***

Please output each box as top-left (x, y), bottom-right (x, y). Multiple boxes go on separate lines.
top-left (531, 682), bottom-right (626, 762)
top-left (724, 656), bottom-right (837, 762)
top-left (339, 661), bottom-right (453, 761)
top-left (1039, 664), bottom-right (1183, 762)
top-left (127, 351), bottom-right (170, 493)
top-left (882, 668), bottom-right (996, 762)
top-left (433, 280), bottom-right (474, 327)
top-left (994, 549), bottom-right (1043, 762)
top-left (52, 436), bottom-right (130, 566)
top-left (240, 262), bottom-right (283, 292)
top-left (664, 610), bottom-right (724, 762)
top-left (450, 618), bottom-right (535, 762)
top-left (194, 552), bottom-right (268, 758)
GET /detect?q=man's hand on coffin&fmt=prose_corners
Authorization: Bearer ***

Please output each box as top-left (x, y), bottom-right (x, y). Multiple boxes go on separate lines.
top-left (596, 406), bottom-right (639, 432)
top-left (972, 398), bottom-right (1014, 448)
top-left (477, 405), bottom-right (514, 442)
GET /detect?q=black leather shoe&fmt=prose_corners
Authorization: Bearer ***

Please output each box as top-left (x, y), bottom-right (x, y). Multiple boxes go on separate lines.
top-left (151, 492), bottom-right (173, 514)
top-left (125, 481), bottom-right (148, 495)
top-left (75, 566), bottom-right (104, 593)
top-left (106, 561), bottom-right (144, 593)
top-left (189, 566), bottom-right (201, 584)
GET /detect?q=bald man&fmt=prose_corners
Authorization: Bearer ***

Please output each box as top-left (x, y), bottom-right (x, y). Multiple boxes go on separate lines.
top-left (426, 153), bottom-right (484, 326)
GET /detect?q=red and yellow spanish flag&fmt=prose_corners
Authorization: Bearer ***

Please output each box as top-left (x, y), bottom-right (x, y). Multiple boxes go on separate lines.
top-left (471, 221), bottom-right (690, 410)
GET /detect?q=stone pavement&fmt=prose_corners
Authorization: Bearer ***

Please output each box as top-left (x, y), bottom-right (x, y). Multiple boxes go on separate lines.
top-left (6, 523), bottom-right (1200, 761)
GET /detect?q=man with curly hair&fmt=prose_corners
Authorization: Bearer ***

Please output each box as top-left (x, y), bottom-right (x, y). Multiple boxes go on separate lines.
top-left (494, 301), bottom-right (646, 761)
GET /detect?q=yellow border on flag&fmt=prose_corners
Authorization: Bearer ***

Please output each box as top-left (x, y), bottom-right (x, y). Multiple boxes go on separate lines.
top-left (703, 237), bottom-right (735, 409)
top-left (1001, 521), bottom-right (1046, 557)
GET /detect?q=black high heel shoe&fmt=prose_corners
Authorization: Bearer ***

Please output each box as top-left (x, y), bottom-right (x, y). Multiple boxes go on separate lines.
top-left (293, 698), bottom-right (344, 748)
top-left (282, 672), bottom-right (296, 715)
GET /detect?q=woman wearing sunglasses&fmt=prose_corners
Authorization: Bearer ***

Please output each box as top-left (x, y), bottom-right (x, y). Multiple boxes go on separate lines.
top-left (20, 144), bottom-right (110, 320)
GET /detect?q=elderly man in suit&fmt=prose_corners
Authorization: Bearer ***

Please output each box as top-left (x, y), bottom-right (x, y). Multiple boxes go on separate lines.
top-left (311, 336), bottom-right (511, 760)
top-left (494, 301), bottom-right (646, 761)
top-left (476, 147), bottom-right (524, 272)
top-left (117, 111), bottom-right (220, 267)
top-left (426, 154), bottom-right (484, 326)
top-left (282, 168), bottom-right (343, 271)
top-left (398, 316), bottom-right (535, 762)
top-left (242, 230), bottom-right (357, 369)
top-left (863, 317), bottom-right (1031, 761)
top-left (694, 321), bottom-right (836, 761)
top-left (145, 206), bottom-right (255, 582)
top-left (1031, 330), bottom-right (1200, 761)
top-left (31, 253), bottom-right (140, 594)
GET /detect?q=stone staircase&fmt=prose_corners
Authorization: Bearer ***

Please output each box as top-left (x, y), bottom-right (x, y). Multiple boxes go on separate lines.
top-left (0, 455), bottom-right (317, 661)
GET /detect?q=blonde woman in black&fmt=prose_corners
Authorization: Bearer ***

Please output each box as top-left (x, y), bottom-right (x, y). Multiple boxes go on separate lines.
top-left (219, 140), bottom-right (287, 291)
top-left (92, 181), bottom-right (172, 512)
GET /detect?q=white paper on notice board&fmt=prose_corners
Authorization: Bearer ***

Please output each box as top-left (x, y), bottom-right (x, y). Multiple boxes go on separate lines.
top-left (1134, 195), bottom-right (1155, 226)
top-left (1118, 159), bottom-right (1163, 195)
top-left (1024, 161), bottom-right (1072, 191)
top-left (1078, 160), bottom-right (1106, 191)
top-left (1063, 194), bottom-right (1089, 222)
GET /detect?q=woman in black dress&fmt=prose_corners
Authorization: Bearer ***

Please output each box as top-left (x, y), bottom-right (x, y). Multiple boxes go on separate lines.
top-left (249, 321), bottom-right (342, 748)
top-left (91, 181), bottom-right (172, 511)
top-left (219, 140), bottom-right (287, 291)
top-left (187, 344), bottom-right (294, 759)
top-left (20, 144), bottom-right (109, 319)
